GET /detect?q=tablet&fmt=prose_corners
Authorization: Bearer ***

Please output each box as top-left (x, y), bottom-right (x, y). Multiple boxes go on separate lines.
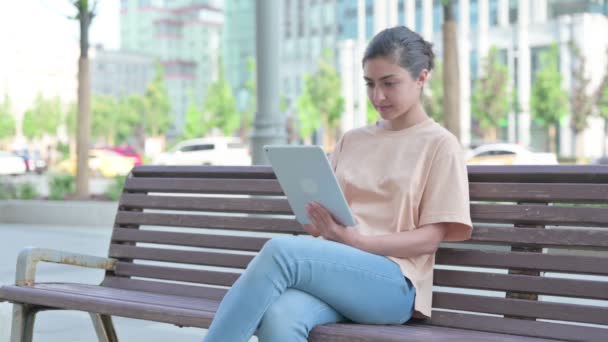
top-left (264, 145), bottom-right (356, 227)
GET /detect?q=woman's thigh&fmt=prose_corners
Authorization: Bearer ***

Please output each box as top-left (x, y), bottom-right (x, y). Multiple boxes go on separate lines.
top-left (258, 236), bottom-right (416, 324)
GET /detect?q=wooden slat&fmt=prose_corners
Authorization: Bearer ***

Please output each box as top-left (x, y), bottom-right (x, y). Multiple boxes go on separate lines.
top-left (433, 292), bottom-right (608, 325)
top-left (434, 269), bottom-right (608, 300)
top-left (119, 193), bottom-right (292, 214)
top-left (429, 311), bottom-right (608, 342)
top-left (109, 245), bottom-right (254, 269)
top-left (467, 165), bottom-right (608, 183)
top-left (111, 228), bottom-right (270, 251)
top-left (469, 182), bottom-right (608, 203)
top-left (131, 165), bottom-right (276, 179)
top-left (469, 225), bottom-right (608, 248)
top-left (124, 177), bottom-right (283, 195)
top-left (102, 276), bottom-right (227, 300)
top-left (115, 211), bottom-right (303, 234)
top-left (114, 262), bottom-right (240, 286)
top-left (436, 248), bottom-right (608, 275)
top-left (470, 204), bottom-right (608, 227)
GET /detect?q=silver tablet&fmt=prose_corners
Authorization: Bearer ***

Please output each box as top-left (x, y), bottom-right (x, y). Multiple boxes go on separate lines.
top-left (264, 145), bottom-right (356, 227)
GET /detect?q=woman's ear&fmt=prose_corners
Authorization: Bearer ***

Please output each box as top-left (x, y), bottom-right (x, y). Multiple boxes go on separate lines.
top-left (417, 69), bottom-right (429, 88)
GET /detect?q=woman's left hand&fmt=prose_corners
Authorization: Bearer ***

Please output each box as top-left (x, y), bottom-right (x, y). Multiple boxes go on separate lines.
top-left (305, 202), bottom-right (359, 246)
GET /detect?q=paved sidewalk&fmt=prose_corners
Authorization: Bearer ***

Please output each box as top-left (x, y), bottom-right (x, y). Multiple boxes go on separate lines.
top-left (0, 223), bottom-right (242, 341)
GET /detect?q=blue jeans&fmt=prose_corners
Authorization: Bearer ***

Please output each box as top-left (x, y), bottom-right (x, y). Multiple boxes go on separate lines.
top-left (204, 236), bottom-right (416, 342)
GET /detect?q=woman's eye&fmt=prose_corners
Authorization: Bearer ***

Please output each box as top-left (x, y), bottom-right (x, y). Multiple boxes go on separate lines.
top-left (384, 82), bottom-right (394, 87)
top-left (365, 82), bottom-right (373, 88)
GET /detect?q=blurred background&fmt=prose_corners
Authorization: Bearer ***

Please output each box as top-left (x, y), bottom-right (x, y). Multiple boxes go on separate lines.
top-left (0, 0), bottom-right (607, 200)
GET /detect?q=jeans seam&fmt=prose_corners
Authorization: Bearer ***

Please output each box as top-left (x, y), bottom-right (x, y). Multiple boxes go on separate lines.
top-left (288, 258), bottom-right (406, 284)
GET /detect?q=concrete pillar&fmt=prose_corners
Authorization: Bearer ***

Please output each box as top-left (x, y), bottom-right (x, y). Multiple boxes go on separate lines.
top-left (374, 0), bottom-right (388, 34)
top-left (356, 0), bottom-right (368, 128)
top-left (340, 40), bottom-right (356, 134)
top-left (531, 0), bottom-right (547, 23)
top-left (422, 0), bottom-right (433, 42)
top-left (459, 0), bottom-right (471, 147)
top-left (478, 0), bottom-right (489, 76)
top-left (251, 0), bottom-right (286, 165)
top-left (498, 0), bottom-right (509, 27)
top-left (404, 0), bottom-right (415, 30)
top-left (517, 0), bottom-right (531, 147)
top-left (388, 0), bottom-right (398, 27)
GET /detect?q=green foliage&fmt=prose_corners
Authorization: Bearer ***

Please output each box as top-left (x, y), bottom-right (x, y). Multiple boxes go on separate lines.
top-left (22, 94), bottom-right (64, 139)
top-left (48, 174), bottom-right (76, 200)
top-left (203, 58), bottom-right (240, 136)
top-left (0, 180), bottom-right (16, 200)
top-left (423, 62), bottom-right (444, 124)
top-left (104, 176), bottom-right (126, 201)
top-left (182, 93), bottom-right (215, 139)
top-left (569, 43), bottom-right (594, 133)
top-left (296, 52), bottom-right (344, 139)
top-left (91, 95), bottom-right (139, 145)
top-left (366, 99), bottom-right (377, 124)
top-left (530, 45), bottom-right (568, 128)
top-left (471, 47), bottom-right (510, 137)
top-left (242, 57), bottom-right (257, 132)
top-left (599, 86), bottom-right (608, 121)
top-left (143, 63), bottom-right (172, 136)
top-left (0, 93), bottom-right (16, 139)
top-left (16, 182), bottom-right (39, 200)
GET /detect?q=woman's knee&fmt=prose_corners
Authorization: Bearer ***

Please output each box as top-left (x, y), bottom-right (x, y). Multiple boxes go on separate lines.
top-left (257, 300), bottom-right (307, 341)
top-left (259, 236), bottom-right (304, 257)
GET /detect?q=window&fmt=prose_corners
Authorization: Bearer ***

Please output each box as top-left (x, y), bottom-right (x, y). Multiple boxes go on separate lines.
top-left (180, 144), bottom-right (215, 152)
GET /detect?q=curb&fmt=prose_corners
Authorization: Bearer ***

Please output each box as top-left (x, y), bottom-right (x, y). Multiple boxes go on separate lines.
top-left (0, 200), bottom-right (118, 227)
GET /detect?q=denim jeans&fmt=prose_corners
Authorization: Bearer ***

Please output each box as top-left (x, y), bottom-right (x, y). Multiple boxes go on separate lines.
top-left (204, 236), bottom-right (416, 342)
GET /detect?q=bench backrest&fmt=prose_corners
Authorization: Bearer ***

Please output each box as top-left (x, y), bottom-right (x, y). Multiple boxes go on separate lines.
top-left (105, 165), bottom-right (608, 341)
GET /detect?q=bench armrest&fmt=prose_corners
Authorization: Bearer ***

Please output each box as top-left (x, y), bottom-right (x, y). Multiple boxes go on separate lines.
top-left (15, 247), bottom-right (117, 286)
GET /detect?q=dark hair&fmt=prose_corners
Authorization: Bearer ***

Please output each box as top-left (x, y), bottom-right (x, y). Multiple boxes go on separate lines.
top-left (362, 26), bottom-right (435, 78)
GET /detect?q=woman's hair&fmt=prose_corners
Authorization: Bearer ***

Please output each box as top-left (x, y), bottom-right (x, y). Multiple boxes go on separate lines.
top-left (362, 26), bottom-right (435, 78)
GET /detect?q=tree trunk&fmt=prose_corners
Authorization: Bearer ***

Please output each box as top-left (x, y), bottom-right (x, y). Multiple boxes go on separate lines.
top-left (442, 4), bottom-right (460, 139)
top-left (575, 131), bottom-right (585, 162)
top-left (547, 125), bottom-right (556, 154)
top-left (604, 119), bottom-right (607, 157)
top-left (75, 3), bottom-right (91, 199)
top-left (483, 127), bottom-right (497, 143)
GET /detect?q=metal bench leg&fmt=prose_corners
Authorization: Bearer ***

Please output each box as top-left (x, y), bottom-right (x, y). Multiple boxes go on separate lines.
top-left (10, 304), bottom-right (38, 342)
top-left (90, 313), bottom-right (118, 342)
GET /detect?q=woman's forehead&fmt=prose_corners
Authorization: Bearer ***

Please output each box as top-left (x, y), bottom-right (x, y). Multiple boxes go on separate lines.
top-left (363, 57), bottom-right (409, 79)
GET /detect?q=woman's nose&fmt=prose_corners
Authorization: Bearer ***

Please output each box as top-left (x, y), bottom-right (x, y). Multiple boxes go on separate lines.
top-left (372, 87), bottom-right (386, 102)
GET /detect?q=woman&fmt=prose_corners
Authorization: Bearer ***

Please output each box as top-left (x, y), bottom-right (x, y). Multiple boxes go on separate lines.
top-left (204, 26), bottom-right (472, 342)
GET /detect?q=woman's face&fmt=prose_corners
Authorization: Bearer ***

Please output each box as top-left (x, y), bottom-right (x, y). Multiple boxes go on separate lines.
top-left (363, 56), bottom-right (426, 122)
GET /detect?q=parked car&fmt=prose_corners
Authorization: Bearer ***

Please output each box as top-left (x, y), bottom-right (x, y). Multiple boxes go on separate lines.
top-left (55, 149), bottom-right (136, 178)
top-left (12, 149), bottom-right (47, 174)
top-left (0, 151), bottom-right (27, 175)
top-left (101, 146), bottom-right (143, 166)
top-left (154, 137), bottom-right (251, 166)
top-left (467, 143), bottom-right (559, 165)
top-left (593, 156), bottom-right (608, 165)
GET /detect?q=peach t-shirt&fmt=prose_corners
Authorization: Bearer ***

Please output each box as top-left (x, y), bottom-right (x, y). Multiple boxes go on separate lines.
top-left (330, 118), bottom-right (472, 319)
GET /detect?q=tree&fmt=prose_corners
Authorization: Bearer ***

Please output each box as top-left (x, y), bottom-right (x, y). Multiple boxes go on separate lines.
top-left (295, 52), bottom-right (344, 149)
top-left (599, 86), bottom-right (608, 156)
top-left (70, 0), bottom-right (98, 199)
top-left (143, 63), bottom-right (172, 137)
top-left (441, 0), bottom-right (460, 140)
top-left (239, 57), bottom-right (257, 141)
top-left (0, 93), bottom-right (15, 139)
top-left (203, 58), bottom-right (240, 136)
top-left (530, 45), bottom-right (568, 153)
top-left (22, 94), bottom-right (64, 140)
top-left (423, 62), bottom-right (444, 124)
top-left (471, 47), bottom-right (510, 142)
top-left (182, 92), bottom-right (215, 140)
top-left (569, 44), bottom-right (594, 159)
top-left (91, 95), bottom-right (137, 145)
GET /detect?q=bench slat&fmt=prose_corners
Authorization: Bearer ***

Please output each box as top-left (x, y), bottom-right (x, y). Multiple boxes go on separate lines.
top-left (114, 262), bottom-right (240, 286)
top-left (471, 204), bottom-right (608, 227)
top-left (469, 182), bottom-right (608, 203)
top-left (434, 269), bottom-right (608, 300)
top-left (429, 311), bottom-right (608, 342)
top-left (436, 248), bottom-right (608, 275)
top-left (119, 193), bottom-right (292, 214)
top-left (115, 211), bottom-right (303, 234)
top-left (124, 178), bottom-right (283, 195)
top-left (469, 225), bottom-right (608, 248)
top-left (109, 245), bottom-right (254, 269)
top-left (102, 276), bottom-right (227, 300)
top-left (131, 165), bottom-right (276, 179)
top-left (467, 165), bottom-right (608, 183)
top-left (111, 228), bottom-right (270, 251)
top-left (433, 292), bottom-right (608, 325)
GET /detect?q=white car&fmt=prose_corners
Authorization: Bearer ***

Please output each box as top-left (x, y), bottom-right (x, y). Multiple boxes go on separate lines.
top-left (467, 143), bottom-right (559, 165)
top-left (154, 137), bottom-right (252, 166)
top-left (0, 151), bottom-right (27, 175)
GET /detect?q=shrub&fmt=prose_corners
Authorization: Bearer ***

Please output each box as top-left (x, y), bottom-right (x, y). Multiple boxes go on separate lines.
top-left (49, 174), bottom-right (76, 200)
top-left (104, 176), bottom-right (126, 201)
top-left (16, 182), bottom-right (39, 200)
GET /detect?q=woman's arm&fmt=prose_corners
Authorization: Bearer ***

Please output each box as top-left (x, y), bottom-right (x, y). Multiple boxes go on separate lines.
top-left (306, 202), bottom-right (449, 258)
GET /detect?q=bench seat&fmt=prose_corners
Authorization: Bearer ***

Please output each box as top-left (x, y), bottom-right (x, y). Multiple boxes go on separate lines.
top-left (1, 283), bottom-right (557, 342)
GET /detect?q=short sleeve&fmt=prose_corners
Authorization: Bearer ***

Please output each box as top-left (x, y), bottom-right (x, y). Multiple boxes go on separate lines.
top-left (418, 135), bottom-right (473, 241)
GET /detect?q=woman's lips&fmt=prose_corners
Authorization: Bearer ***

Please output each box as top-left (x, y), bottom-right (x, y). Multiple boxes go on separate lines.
top-left (377, 105), bottom-right (392, 113)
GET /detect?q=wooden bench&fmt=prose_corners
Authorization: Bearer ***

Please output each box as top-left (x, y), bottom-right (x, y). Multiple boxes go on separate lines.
top-left (1, 165), bottom-right (607, 341)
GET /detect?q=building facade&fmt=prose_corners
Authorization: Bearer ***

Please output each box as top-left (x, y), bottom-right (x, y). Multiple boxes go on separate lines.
top-left (91, 47), bottom-right (155, 98)
top-left (120, 0), bottom-right (224, 136)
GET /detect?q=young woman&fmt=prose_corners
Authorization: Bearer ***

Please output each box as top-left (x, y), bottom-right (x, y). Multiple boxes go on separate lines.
top-left (204, 26), bottom-right (472, 342)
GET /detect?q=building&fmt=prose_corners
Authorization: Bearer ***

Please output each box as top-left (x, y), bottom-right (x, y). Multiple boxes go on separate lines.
top-left (120, 0), bottom-right (224, 136)
top-left (91, 47), bottom-right (155, 98)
